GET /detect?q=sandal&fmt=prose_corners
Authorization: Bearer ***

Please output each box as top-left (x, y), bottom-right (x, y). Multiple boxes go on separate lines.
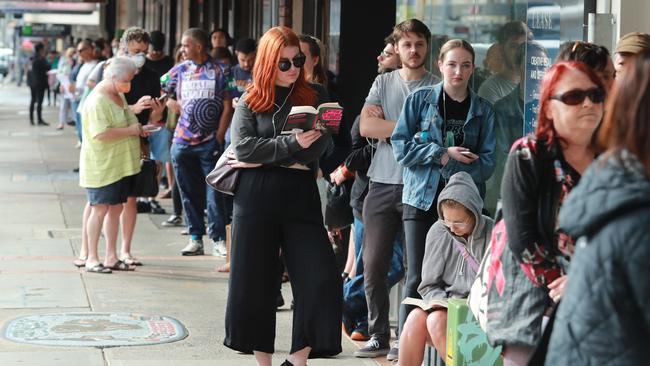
top-left (73, 257), bottom-right (86, 268)
top-left (120, 256), bottom-right (143, 266)
top-left (85, 263), bottom-right (112, 274)
top-left (107, 260), bottom-right (136, 271)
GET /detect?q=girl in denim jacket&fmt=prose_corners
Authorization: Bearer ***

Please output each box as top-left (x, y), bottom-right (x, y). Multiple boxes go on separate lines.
top-left (391, 39), bottom-right (495, 348)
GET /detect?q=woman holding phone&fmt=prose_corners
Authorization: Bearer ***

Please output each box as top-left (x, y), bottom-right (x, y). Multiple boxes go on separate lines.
top-left (391, 39), bottom-right (495, 341)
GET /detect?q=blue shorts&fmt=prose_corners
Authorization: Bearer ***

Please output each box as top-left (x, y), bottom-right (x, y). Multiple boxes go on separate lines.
top-left (86, 175), bottom-right (136, 205)
top-left (149, 128), bottom-right (171, 163)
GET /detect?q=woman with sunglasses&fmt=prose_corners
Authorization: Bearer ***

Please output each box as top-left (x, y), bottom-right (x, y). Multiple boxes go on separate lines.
top-left (545, 51), bottom-right (650, 366)
top-left (486, 61), bottom-right (605, 365)
top-left (224, 26), bottom-right (342, 366)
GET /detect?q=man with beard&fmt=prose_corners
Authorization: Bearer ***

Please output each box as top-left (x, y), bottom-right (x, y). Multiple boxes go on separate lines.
top-left (355, 19), bottom-right (438, 361)
top-left (477, 21), bottom-right (531, 104)
top-left (376, 35), bottom-right (401, 73)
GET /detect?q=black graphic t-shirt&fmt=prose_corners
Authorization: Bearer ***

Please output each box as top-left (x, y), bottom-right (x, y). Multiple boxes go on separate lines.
top-left (439, 90), bottom-right (470, 147)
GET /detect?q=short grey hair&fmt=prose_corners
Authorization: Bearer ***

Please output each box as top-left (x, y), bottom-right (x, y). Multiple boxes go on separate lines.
top-left (119, 26), bottom-right (150, 53)
top-left (104, 57), bottom-right (137, 80)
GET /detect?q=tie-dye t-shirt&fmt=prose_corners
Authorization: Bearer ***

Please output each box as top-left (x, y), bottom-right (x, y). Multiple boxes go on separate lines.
top-left (163, 57), bottom-right (229, 145)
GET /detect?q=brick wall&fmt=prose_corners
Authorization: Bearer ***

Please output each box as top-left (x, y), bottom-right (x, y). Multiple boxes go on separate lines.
top-left (279, 0), bottom-right (293, 28)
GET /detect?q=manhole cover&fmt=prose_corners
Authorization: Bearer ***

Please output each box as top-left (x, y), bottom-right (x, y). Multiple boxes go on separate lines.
top-left (4, 313), bottom-right (188, 347)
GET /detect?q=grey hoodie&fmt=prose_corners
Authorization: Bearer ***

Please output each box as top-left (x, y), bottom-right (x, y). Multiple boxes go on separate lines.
top-left (418, 171), bottom-right (494, 302)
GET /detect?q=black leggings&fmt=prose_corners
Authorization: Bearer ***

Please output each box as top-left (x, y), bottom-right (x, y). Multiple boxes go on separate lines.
top-left (224, 167), bottom-right (342, 357)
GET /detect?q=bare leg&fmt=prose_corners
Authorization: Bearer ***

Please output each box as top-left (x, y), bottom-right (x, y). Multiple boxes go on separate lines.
top-left (85, 204), bottom-right (109, 268)
top-left (103, 204), bottom-right (123, 266)
top-left (253, 351), bottom-right (272, 366)
top-left (426, 309), bottom-right (448, 358)
top-left (399, 308), bottom-right (431, 366)
top-left (78, 201), bottom-right (91, 261)
top-left (287, 346), bottom-right (311, 366)
top-left (119, 197), bottom-right (137, 259)
top-left (344, 230), bottom-right (356, 277)
top-left (502, 345), bottom-right (535, 366)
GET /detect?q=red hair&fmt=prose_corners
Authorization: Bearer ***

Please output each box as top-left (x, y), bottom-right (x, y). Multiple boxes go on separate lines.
top-left (536, 61), bottom-right (605, 146)
top-left (245, 26), bottom-right (316, 113)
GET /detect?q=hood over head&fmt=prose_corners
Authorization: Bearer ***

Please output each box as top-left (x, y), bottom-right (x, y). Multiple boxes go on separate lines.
top-left (437, 171), bottom-right (486, 240)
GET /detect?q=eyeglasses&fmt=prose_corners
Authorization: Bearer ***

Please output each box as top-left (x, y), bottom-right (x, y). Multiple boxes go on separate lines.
top-left (278, 54), bottom-right (306, 72)
top-left (550, 88), bottom-right (605, 105)
top-left (77, 47), bottom-right (89, 53)
top-left (441, 218), bottom-right (470, 229)
top-left (380, 51), bottom-right (395, 58)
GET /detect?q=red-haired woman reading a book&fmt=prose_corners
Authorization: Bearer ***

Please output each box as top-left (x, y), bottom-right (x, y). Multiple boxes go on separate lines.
top-left (224, 26), bottom-right (342, 366)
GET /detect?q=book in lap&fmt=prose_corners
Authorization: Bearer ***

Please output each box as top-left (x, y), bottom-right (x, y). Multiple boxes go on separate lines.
top-left (283, 102), bottom-right (343, 135)
top-left (402, 297), bottom-right (449, 311)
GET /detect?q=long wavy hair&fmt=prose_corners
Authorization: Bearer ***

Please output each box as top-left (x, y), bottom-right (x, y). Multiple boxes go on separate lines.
top-left (245, 26), bottom-right (316, 113)
top-left (536, 61), bottom-right (605, 147)
top-left (598, 52), bottom-right (650, 175)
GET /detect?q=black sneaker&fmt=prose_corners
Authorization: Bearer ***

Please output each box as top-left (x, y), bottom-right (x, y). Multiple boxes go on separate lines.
top-left (150, 200), bottom-right (166, 214)
top-left (353, 336), bottom-right (389, 358)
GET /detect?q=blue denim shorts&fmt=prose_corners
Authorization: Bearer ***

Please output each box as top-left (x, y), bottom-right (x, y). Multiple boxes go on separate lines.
top-left (148, 128), bottom-right (171, 163)
top-left (86, 175), bottom-right (136, 205)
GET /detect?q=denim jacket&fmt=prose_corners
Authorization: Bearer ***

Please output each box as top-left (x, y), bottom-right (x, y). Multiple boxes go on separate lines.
top-left (391, 82), bottom-right (496, 211)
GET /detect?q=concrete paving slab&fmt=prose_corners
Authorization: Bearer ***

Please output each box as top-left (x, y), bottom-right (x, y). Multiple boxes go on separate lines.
top-left (0, 273), bottom-right (87, 309)
top-left (0, 350), bottom-right (105, 366)
top-left (0, 238), bottom-right (74, 256)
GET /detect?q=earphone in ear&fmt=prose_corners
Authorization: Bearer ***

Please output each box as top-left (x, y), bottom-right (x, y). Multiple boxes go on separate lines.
top-left (271, 82), bottom-right (296, 137)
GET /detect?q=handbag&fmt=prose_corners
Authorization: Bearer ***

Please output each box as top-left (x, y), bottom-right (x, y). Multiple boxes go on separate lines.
top-left (132, 158), bottom-right (159, 197)
top-left (324, 180), bottom-right (353, 229)
top-left (468, 218), bottom-right (507, 332)
top-left (206, 146), bottom-right (240, 195)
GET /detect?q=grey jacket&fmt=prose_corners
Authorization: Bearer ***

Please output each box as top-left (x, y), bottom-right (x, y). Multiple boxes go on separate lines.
top-left (419, 171), bottom-right (494, 302)
top-left (230, 84), bottom-right (331, 169)
top-left (546, 151), bottom-right (650, 365)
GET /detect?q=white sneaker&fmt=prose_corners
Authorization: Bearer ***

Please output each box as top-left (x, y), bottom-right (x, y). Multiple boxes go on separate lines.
top-left (181, 238), bottom-right (204, 256)
top-left (212, 240), bottom-right (227, 257)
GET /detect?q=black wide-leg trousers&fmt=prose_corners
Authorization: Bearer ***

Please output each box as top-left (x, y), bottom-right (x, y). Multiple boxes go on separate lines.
top-left (224, 167), bottom-right (342, 357)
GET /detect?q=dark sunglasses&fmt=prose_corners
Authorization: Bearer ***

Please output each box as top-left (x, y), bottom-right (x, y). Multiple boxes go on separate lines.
top-left (550, 87), bottom-right (605, 105)
top-left (278, 54), bottom-right (306, 72)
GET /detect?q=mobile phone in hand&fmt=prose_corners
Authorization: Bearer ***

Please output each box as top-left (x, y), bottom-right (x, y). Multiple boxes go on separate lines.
top-left (460, 150), bottom-right (478, 159)
top-left (158, 93), bottom-right (168, 102)
top-left (143, 124), bottom-right (162, 133)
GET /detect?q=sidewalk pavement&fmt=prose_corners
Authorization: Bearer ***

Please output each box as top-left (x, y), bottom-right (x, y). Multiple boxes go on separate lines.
top-left (0, 83), bottom-right (382, 366)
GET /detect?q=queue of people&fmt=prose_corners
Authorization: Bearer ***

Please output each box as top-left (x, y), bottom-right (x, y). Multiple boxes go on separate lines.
top-left (26, 17), bottom-right (649, 366)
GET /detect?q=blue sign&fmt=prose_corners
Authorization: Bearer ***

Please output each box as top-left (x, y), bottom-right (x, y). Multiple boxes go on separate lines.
top-left (523, 1), bottom-right (561, 135)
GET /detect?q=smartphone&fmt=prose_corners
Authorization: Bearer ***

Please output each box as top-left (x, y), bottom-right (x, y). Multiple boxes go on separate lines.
top-left (143, 124), bottom-right (162, 133)
top-left (460, 151), bottom-right (478, 158)
top-left (158, 93), bottom-right (168, 102)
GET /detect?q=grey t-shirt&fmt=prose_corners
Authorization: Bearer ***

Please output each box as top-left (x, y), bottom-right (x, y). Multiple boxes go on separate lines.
top-left (365, 70), bottom-right (439, 184)
top-left (477, 73), bottom-right (517, 104)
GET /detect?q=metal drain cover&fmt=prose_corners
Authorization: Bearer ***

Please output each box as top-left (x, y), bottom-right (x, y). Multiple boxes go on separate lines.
top-left (4, 313), bottom-right (187, 347)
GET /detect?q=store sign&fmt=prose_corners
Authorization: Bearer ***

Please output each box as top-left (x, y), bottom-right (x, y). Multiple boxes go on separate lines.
top-left (523, 1), bottom-right (560, 135)
top-left (20, 24), bottom-right (71, 37)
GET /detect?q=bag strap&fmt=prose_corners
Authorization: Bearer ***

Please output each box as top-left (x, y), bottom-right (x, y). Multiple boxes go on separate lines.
top-left (453, 240), bottom-right (480, 274)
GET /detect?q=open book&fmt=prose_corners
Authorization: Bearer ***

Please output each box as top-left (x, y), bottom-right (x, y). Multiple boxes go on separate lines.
top-left (402, 297), bottom-right (448, 311)
top-left (282, 102), bottom-right (343, 135)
